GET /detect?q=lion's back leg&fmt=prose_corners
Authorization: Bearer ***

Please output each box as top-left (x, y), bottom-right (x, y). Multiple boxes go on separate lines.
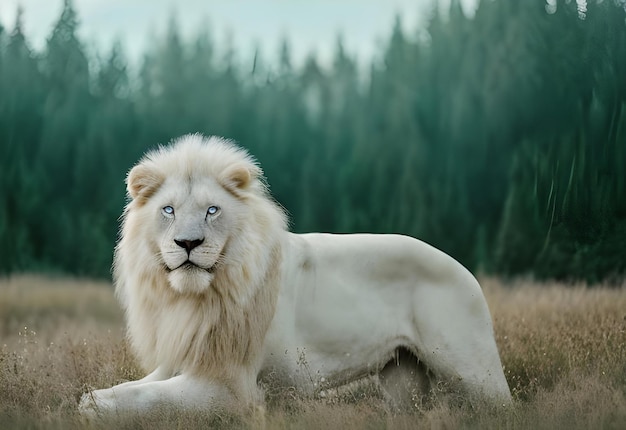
top-left (410, 277), bottom-right (511, 405)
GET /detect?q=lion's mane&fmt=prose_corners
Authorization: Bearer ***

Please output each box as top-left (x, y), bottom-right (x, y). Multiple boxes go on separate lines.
top-left (113, 135), bottom-right (288, 392)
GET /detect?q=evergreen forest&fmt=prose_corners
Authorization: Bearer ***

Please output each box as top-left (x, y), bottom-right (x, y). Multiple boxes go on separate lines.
top-left (0, 0), bottom-right (625, 282)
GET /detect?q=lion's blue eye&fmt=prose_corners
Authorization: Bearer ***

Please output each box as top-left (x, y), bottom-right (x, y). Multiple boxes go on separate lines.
top-left (207, 206), bottom-right (219, 216)
top-left (162, 206), bottom-right (174, 216)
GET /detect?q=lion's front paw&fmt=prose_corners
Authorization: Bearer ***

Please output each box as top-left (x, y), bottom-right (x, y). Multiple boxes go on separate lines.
top-left (78, 388), bottom-right (115, 418)
top-left (78, 392), bottom-right (99, 419)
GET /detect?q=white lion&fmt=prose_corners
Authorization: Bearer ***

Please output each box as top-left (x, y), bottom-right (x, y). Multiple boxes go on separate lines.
top-left (79, 134), bottom-right (511, 417)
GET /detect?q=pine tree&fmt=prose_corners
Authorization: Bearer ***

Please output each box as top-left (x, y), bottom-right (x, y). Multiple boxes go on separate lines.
top-left (0, 8), bottom-right (45, 272)
top-left (38, 0), bottom-right (93, 272)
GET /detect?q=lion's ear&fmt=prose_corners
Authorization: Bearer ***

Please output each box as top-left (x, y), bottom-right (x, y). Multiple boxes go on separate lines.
top-left (127, 164), bottom-right (164, 201)
top-left (220, 162), bottom-right (260, 191)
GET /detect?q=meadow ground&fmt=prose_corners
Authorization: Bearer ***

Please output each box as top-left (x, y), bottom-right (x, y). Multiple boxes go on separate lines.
top-left (0, 275), bottom-right (625, 429)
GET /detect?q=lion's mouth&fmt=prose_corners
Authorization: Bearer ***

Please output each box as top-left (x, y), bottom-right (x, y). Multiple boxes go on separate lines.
top-left (167, 260), bottom-right (217, 273)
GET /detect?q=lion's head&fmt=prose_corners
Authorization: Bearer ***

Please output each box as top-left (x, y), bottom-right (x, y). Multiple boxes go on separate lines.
top-left (113, 134), bottom-right (287, 378)
top-left (115, 133), bottom-right (287, 297)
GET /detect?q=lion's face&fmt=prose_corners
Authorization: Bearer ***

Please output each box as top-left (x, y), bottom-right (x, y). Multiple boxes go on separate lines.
top-left (120, 135), bottom-right (272, 296)
top-left (147, 175), bottom-right (246, 294)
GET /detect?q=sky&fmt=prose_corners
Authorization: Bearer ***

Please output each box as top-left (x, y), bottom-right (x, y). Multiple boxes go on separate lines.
top-left (0, 0), bottom-right (478, 67)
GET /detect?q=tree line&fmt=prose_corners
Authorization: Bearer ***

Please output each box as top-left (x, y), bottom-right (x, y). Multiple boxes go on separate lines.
top-left (0, 0), bottom-right (625, 282)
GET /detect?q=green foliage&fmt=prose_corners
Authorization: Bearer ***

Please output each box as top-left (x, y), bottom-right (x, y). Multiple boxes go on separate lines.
top-left (0, 0), bottom-right (624, 281)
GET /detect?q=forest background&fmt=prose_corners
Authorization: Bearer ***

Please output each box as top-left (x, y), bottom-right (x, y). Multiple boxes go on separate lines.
top-left (0, 0), bottom-right (625, 282)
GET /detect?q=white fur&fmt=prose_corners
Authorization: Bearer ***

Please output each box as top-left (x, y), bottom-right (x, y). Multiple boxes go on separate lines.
top-left (79, 134), bottom-right (511, 417)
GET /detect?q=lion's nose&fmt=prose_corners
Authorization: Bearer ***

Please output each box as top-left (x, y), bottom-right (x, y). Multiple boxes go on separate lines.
top-left (174, 238), bottom-right (204, 253)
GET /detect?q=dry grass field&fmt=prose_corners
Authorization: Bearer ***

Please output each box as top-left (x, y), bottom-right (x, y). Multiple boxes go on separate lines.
top-left (1, 275), bottom-right (625, 429)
